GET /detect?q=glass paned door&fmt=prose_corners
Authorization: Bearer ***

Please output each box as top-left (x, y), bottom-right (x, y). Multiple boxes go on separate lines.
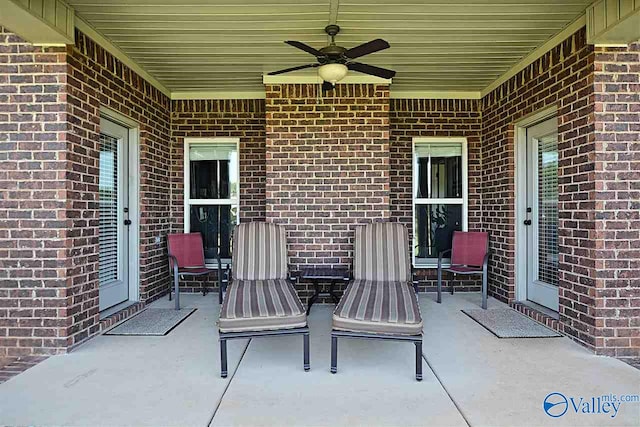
top-left (99, 119), bottom-right (130, 311)
top-left (525, 118), bottom-right (559, 311)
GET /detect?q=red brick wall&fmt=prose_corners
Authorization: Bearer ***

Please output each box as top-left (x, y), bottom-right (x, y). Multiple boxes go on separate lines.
top-left (390, 99), bottom-right (483, 291)
top-left (169, 99), bottom-right (266, 292)
top-left (481, 28), bottom-right (598, 349)
top-left (0, 27), bottom-right (172, 356)
top-left (170, 99), bottom-right (266, 230)
top-left (0, 28), bottom-right (68, 356)
top-left (264, 84), bottom-right (390, 288)
top-left (593, 43), bottom-right (640, 358)
top-left (66, 30), bottom-right (172, 329)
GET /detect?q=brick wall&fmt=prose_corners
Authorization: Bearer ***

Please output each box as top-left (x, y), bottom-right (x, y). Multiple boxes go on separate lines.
top-left (0, 27), bottom-right (68, 356)
top-left (0, 27), bottom-right (172, 356)
top-left (264, 84), bottom-right (390, 298)
top-left (593, 43), bottom-right (640, 358)
top-left (169, 99), bottom-right (266, 292)
top-left (2, 24), bottom-right (638, 360)
top-left (390, 98), bottom-right (483, 292)
top-left (66, 30), bottom-right (172, 327)
top-left (481, 28), bottom-right (598, 349)
top-left (170, 99), bottom-right (266, 229)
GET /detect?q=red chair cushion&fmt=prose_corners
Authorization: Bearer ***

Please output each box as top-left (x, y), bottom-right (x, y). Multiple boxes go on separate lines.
top-left (450, 231), bottom-right (488, 268)
top-left (167, 233), bottom-right (206, 268)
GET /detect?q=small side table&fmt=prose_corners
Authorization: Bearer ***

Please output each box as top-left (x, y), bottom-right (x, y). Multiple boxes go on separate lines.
top-left (299, 267), bottom-right (350, 314)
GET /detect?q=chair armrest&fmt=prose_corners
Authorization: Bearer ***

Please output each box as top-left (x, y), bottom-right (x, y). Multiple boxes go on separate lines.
top-left (167, 254), bottom-right (179, 274)
top-left (482, 250), bottom-right (490, 274)
top-left (437, 249), bottom-right (452, 270)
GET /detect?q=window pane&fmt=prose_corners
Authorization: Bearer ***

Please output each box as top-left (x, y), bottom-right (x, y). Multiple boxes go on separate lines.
top-left (189, 205), bottom-right (237, 260)
top-left (415, 143), bottom-right (462, 199)
top-left (538, 135), bottom-right (558, 286)
top-left (414, 204), bottom-right (462, 261)
top-left (189, 144), bottom-right (237, 199)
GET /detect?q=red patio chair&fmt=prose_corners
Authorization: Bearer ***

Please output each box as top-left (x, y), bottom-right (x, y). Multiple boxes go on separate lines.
top-left (437, 231), bottom-right (490, 309)
top-left (167, 233), bottom-right (216, 310)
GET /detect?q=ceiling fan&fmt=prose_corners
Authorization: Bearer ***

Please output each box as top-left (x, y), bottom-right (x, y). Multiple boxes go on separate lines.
top-left (268, 25), bottom-right (396, 89)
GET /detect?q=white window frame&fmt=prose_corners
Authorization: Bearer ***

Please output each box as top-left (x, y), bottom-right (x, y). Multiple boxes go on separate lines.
top-left (412, 137), bottom-right (469, 268)
top-left (184, 137), bottom-right (240, 266)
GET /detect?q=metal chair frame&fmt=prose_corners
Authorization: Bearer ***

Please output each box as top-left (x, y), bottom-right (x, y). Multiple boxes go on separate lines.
top-left (436, 233), bottom-right (490, 309)
top-left (330, 269), bottom-right (423, 381)
top-left (218, 264), bottom-right (310, 378)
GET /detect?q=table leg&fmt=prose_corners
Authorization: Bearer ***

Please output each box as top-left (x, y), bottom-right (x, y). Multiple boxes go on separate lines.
top-left (306, 279), bottom-right (320, 315)
top-left (329, 279), bottom-right (340, 304)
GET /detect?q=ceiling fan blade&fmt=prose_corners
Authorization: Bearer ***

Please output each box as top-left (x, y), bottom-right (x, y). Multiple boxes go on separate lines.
top-left (267, 63), bottom-right (319, 75)
top-left (343, 39), bottom-right (390, 59)
top-left (285, 40), bottom-right (324, 57)
top-left (347, 62), bottom-right (396, 79)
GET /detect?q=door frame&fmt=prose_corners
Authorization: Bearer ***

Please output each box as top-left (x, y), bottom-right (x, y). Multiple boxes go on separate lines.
top-left (514, 106), bottom-right (557, 303)
top-left (100, 107), bottom-right (140, 306)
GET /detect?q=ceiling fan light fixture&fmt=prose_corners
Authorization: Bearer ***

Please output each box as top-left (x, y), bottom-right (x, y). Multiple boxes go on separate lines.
top-left (318, 63), bottom-right (348, 84)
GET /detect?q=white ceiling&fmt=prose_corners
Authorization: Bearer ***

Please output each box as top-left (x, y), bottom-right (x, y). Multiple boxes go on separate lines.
top-left (67, 0), bottom-right (594, 94)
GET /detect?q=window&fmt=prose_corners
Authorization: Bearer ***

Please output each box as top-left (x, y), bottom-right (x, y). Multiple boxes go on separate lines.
top-left (413, 138), bottom-right (468, 267)
top-left (184, 138), bottom-right (239, 264)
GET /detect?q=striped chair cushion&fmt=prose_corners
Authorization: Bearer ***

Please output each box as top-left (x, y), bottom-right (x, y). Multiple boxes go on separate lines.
top-left (219, 279), bottom-right (306, 333)
top-left (353, 222), bottom-right (411, 282)
top-left (232, 222), bottom-right (288, 281)
top-left (332, 280), bottom-right (422, 335)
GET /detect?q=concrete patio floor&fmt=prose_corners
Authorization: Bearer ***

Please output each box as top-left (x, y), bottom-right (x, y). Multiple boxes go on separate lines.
top-left (0, 293), bottom-right (638, 427)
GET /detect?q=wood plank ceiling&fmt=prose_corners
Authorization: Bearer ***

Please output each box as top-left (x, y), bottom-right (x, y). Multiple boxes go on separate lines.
top-left (67, 0), bottom-right (594, 93)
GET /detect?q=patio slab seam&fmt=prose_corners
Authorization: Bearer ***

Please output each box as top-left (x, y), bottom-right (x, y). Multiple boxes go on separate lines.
top-left (422, 353), bottom-right (472, 427)
top-left (208, 338), bottom-right (252, 426)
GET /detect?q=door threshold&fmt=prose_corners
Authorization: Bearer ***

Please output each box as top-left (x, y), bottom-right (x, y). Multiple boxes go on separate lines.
top-left (100, 301), bottom-right (138, 320)
top-left (518, 300), bottom-right (559, 320)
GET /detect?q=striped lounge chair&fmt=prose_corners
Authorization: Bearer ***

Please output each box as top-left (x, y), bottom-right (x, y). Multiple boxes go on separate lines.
top-left (331, 222), bottom-right (424, 381)
top-left (217, 222), bottom-right (309, 378)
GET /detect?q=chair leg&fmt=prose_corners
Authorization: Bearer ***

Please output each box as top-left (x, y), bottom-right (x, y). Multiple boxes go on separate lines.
top-left (450, 273), bottom-right (455, 295)
top-left (303, 333), bottom-right (310, 371)
top-left (220, 339), bottom-right (228, 378)
top-left (481, 271), bottom-right (488, 310)
top-left (330, 335), bottom-right (338, 374)
top-left (415, 340), bottom-right (423, 381)
top-left (436, 267), bottom-right (442, 303)
top-left (173, 270), bottom-right (180, 310)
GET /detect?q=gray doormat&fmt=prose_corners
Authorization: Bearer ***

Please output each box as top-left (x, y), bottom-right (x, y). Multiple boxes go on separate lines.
top-left (105, 308), bottom-right (196, 336)
top-left (462, 308), bottom-right (562, 338)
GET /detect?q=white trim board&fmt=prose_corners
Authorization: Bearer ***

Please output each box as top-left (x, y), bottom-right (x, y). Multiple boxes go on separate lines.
top-left (514, 106), bottom-right (557, 303)
top-left (99, 106), bottom-right (141, 306)
top-left (171, 90), bottom-right (266, 100)
top-left (183, 137), bottom-right (240, 266)
top-left (411, 136), bottom-right (469, 269)
top-left (262, 74), bottom-right (392, 85)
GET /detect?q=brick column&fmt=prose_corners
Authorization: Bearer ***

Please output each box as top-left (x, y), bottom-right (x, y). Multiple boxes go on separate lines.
top-left (592, 43), bottom-right (640, 358)
top-left (0, 27), bottom-right (69, 356)
top-left (264, 84), bottom-right (390, 282)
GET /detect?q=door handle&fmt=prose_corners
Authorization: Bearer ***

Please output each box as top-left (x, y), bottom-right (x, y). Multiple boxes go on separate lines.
top-left (524, 219), bottom-right (532, 226)
top-left (124, 219), bottom-right (132, 226)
